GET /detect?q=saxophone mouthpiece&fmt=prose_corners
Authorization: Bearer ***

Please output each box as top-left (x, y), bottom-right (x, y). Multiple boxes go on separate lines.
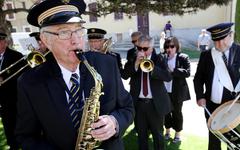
top-left (74, 49), bottom-right (86, 62)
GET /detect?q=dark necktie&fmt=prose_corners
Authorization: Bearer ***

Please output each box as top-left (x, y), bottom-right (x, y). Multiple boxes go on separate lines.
top-left (222, 52), bottom-right (228, 67)
top-left (143, 72), bottom-right (148, 97)
top-left (0, 55), bottom-right (3, 71)
top-left (69, 73), bottom-right (81, 129)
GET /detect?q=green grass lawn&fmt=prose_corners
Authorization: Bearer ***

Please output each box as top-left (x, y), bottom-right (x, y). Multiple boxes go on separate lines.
top-left (182, 48), bottom-right (201, 59)
top-left (123, 124), bottom-right (209, 150)
top-left (235, 0), bottom-right (240, 43)
top-left (0, 118), bottom-right (8, 150)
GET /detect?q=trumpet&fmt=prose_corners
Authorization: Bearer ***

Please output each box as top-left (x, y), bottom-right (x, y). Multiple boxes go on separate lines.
top-left (0, 48), bottom-right (49, 86)
top-left (140, 58), bottom-right (154, 72)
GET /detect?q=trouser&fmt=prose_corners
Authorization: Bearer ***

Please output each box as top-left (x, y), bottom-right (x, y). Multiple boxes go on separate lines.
top-left (205, 101), bottom-right (223, 150)
top-left (164, 93), bottom-right (183, 132)
top-left (1, 106), bottom-right (19, 150)
top-left (135, 99), bottom-right (165, 150)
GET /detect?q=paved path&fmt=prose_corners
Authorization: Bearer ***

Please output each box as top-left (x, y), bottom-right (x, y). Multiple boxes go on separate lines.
top-left (121, 60), bottom-right (209, 137)
top-left (182, 61), bottom-right (208, 137)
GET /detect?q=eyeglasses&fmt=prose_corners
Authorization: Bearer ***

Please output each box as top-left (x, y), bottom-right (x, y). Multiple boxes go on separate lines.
top-left (165, 45), bottom-right (175, 49)
top-left (137, 46), bottom-right (149, 52)
top-left (43, 28), bottom-right (86, 40)
top-left (0, 37), bottom-right (6, 40)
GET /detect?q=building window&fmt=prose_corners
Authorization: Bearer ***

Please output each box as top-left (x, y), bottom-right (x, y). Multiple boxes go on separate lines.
top-left (11, 27), bottom-right (17, 32)
top-left (22, 2), bottom-right (26, 9)
top-left (88, 3), bottom-right (97, 22)
top-left (116, 33), bottom-right (123, 42)
top-left (23, 26), bottom-right (31, 32)
top-left (114, 12), bottom-right (123, 20)
top-left (5, 1), bottom-right (15, 20)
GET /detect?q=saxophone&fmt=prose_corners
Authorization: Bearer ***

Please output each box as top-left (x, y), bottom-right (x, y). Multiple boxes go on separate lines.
top-left (74, 50), bottom-right (104, 150)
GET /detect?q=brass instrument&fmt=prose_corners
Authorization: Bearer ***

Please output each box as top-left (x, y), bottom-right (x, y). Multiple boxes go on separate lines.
top-left (140, 57), bottom-right (154, 72)
top-left (0, 47), bottom-right (49, 86)
top-left (74, 49), bottom-right (104, 150)
top-left (101, 37), bottom-right (112, 53)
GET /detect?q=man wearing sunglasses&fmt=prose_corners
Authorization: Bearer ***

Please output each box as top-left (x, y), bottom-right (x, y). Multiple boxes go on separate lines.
top-left (124, 35), bottom-right (172, 150)
top-left (122, 31), bottom-right (142, 79)
top-left (194, 22), bottom-right (240, 150)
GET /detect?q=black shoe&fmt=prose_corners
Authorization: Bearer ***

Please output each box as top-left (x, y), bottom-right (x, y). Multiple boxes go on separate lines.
top-left (173, 137), bottom-right (181, 143)
top-left (165, 133), bottom-right (171, 140)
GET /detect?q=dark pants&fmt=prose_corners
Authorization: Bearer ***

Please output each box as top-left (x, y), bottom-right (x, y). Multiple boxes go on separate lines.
top-left (205, 101), bottom-right (223, 150)
top-left (164, 93), bottom-right (183, 132)
top-left (1, 105), bottom-right (19, 150)
top-left (135, 99), bottom-right (165, 150)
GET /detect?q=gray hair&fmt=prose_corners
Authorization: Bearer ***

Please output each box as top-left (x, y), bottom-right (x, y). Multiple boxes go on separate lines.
top-left (131, 31), bottom-right (142, 38)
top-left (137, 35), bottom-right (154, 47)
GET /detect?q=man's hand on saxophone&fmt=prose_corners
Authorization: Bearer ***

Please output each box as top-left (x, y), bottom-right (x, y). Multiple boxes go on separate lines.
top-left (91, 115), bottom-right (118, 141)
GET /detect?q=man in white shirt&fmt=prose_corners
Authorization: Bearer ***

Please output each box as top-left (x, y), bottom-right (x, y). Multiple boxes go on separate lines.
top-left (197, 29), bottom-right (211, 52)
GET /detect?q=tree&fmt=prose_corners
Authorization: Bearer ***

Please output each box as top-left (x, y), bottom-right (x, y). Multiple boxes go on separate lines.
top-left (94, 0), bottom-right (232, 16)
top-left (0, 0), bottom-right (34, 35)
top-left (0, 0), bottom-right (233, 33)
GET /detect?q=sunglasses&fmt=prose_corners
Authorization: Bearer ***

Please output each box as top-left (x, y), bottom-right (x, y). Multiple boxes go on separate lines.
top-left (132, 40), bottom-right (137, 44)
top-left (165, 45), bottom-right (175, 49)
top-left (137, 46), bottom-right (149, 52)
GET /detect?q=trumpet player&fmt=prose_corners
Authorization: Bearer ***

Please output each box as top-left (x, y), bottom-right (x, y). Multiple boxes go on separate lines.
top-left (123, 35), bottom-right (172, 150)
top-left (163, 37), bottom-right (191, 143)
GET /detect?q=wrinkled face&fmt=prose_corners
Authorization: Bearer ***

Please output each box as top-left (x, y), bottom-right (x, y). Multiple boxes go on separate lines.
top-left (88, 39), bottom-right (104, 51)
top-left (0, 39), bottom-right (7, 54)
top-left (41, 23), bottom-right (85, 70)
top-left (215, 32), bottom-right (233, 52)
top-left (137, 41), bottom-right (153, 57)
top-left (223, 32), bottom-right (233, 48)
top-left (165, 42), bottom-right (177, 56)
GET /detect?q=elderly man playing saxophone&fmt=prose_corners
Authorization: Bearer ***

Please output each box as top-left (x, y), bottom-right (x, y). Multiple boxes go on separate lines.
top-left (15, 0), bottom-right (134, 150)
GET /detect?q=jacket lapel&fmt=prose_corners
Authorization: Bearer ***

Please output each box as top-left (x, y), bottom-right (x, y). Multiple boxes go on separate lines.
top-left (46, 60), bottom-right (75, 131)
top-left (229, 43), bottom-right (236, 66)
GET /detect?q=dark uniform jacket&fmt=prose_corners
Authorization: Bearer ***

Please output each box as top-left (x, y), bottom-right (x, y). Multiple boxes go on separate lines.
top-left (194, 43), bottom-right (240, 114)
top-left (170, 52), bottom-right (191, 102)
top-left (15, 51), bottom-right (134, 150)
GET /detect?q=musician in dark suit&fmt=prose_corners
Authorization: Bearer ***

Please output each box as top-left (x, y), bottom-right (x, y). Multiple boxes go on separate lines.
top-left (29, 32), bottom-right (49, 55)
top-left (122, 31), bottom-right (142, 80)
top-left (163, 37), bottom-right (191, 143)
top-left (194, 22), bottom-right (240, 150)
top-left (15, 1), bottom-right (134, 150)
top-left (0, 31), bottom-right (25, 150)
top-left (87, 28), bottom-right (124, 75)
top-left (123, 35), bottom-right (172, 150)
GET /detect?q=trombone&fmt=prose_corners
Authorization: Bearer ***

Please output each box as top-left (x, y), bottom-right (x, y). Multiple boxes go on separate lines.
top-left (101, 37), bottom-right (112, 54)
top-left (0, 45), bottom-right (49, 86)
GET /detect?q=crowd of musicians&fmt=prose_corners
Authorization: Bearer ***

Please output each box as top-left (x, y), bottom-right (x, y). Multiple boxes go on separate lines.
top-left (0, 0), bottom-right (240, 150)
